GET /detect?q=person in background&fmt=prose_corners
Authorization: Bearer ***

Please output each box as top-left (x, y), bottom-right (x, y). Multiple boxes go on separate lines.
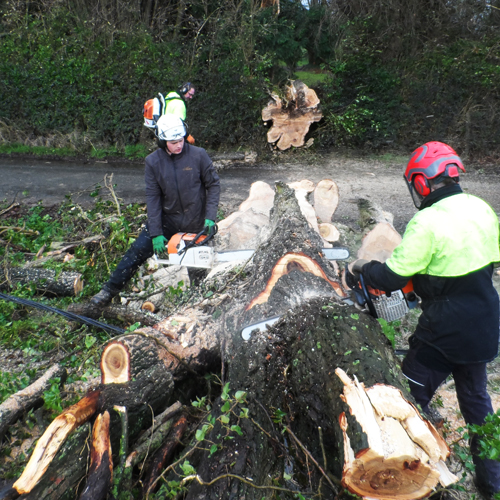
top-left (154, 82), bottom-right (196, 144)
top-left (347, 141), bottom-right (500, 499)
top-left (91, 114), bottom-right (219, 306)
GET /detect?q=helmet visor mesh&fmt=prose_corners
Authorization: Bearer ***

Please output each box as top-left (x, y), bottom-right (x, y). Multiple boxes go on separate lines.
top-left (404, 175), bottom-right (424, 209)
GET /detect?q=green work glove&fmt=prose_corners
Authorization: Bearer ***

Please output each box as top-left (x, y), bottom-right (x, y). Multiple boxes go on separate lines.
top-left (204, 219), bottom-right (216, 237)
top-left (152, 235), bottom-right (168, 254)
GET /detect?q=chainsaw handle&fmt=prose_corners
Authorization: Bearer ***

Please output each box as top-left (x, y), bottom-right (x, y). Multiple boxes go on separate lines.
top-left (359, 274), bottom-right (378, 318)
top-left (177, 224), bottom-right (218, 257)
top-left (177, 228), bottom-right (207, 256)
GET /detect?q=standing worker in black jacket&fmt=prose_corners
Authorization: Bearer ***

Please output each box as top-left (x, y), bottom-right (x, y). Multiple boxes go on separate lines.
top-left (347, 141), bottom-right (500, 498)
top-left (91, 114), bottom-right (220, 306)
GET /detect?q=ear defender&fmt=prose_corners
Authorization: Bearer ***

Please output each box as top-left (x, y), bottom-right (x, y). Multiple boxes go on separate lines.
top-left (413, 174), bottom-right (431, 197)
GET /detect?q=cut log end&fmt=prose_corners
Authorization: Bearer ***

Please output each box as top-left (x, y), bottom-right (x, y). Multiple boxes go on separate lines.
top-left (141, 301), bottom-right (156, 313)
top-left (74, 276), bottom-right (84, 295)
top-left (101, 343), bottom-right (130, 384)
top-left (343, 454), bottom-right (441, 500)
top-left (336, 368), bottom-right (457, 500)
top-left (319, 223), bottom-right (340, 242)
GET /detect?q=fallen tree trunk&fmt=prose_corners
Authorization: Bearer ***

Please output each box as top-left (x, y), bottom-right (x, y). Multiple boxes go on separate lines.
top-left (156, 182), bottom-right (456, 499)
top-left (0, 364), bottom-right (66, 439)
top-left (0, 268), bottom-right (83, 296)
top-left (9, 180), bottom-right (459, 500)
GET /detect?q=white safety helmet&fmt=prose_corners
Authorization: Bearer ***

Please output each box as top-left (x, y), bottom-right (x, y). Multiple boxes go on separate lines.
top-left (156, 115), bottom-right (186, 141)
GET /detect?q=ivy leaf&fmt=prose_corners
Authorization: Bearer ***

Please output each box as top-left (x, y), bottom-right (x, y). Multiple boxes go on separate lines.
top-left (85, 335), bottom-right (97, 349)
top-left (234, 391), bottom-right (247, 403)
top-left (230, 425), bottom-right (243, 436)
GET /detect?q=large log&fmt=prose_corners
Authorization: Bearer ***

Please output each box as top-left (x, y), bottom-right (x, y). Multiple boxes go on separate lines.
top-left (0, 268), bottom-right (83, 296)
top-left (336, 368), bottom-right (456, 498)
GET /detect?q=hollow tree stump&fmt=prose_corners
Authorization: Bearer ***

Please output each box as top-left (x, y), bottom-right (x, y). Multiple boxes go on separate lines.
top-left (262, 81), bottom-right (322, 150)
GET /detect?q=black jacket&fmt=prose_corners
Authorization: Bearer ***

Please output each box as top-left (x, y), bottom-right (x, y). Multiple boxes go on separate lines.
top-left (144, 143), bottom-right (220, 237)
top-left (362, 186), bottom-right (500, 365)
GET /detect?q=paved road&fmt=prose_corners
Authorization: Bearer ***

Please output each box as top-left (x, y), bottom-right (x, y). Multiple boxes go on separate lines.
top-left (1, 155), bottom-right (499, 233)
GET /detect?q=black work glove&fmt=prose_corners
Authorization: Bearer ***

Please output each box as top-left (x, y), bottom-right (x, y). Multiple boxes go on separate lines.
top-left (345, 267), bottom-right (360, 290)
top-left (345, 259), bottom-right (370, 289)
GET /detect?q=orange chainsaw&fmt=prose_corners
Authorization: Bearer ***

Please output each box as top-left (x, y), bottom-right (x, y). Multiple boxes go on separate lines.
top-left (351, 273), bottom-right (417, 322)
top-left (153, 228), bottom-right (351, 269)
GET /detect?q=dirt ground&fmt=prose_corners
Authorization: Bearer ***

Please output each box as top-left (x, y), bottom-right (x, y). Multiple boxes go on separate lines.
top-left (2, 151), bottom-right (500, 236)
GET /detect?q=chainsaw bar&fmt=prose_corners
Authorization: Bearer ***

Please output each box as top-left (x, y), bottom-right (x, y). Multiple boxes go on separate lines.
top-left (241, 316), bottom-right (281, 341)
top-left (154, 246), bottom-right (350, 269)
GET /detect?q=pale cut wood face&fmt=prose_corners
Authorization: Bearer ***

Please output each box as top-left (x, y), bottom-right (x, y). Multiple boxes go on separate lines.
top-left (336, 368), bottom-right (456, 500)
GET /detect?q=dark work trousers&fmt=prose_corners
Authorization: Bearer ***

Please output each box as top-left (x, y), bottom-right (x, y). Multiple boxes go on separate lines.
top-left (104, 218), bottom-right (201, 295)
top-left (402, 347), bottom-right (500, 496)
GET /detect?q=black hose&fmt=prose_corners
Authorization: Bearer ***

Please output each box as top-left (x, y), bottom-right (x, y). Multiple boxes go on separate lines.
top-left (0, 292), bottom-right (125, 335)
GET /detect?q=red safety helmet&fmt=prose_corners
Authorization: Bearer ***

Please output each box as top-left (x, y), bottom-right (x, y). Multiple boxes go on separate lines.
top-left (404, 141), bottom-right (465, 208)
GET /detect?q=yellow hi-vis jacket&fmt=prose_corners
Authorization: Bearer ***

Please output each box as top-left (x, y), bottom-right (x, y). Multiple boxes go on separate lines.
top-left (164, 91), bottom-right (187, 121)
top-left (362, 185), bottom-right (500, 365)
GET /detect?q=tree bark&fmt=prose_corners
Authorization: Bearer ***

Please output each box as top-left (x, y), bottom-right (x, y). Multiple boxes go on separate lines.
top-left (0, 268), bottom-right (83, 296)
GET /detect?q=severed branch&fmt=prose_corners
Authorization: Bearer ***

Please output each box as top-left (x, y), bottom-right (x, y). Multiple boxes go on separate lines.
top-left (142, 415), bottom-right (189, 496)
top-left (0, 364), bottom-right (67, 439)
top-left (79, 411), bottom-right (113, 500)
top-left (0, 202), bottom-right (20, 217)
top-left (104, 174), bottom-right (122, 217)
top-left (13, 390), bottom-right (100, 495)
top-left (109, 406), bottom-right (128, 500)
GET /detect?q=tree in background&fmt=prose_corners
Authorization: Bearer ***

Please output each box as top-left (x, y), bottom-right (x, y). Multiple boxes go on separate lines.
top-left (0, 0), bottom-right (499, 158)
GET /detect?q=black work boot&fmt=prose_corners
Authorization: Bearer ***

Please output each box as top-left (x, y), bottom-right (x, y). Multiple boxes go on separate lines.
top-left (90, 288), bottom-right (115, 307)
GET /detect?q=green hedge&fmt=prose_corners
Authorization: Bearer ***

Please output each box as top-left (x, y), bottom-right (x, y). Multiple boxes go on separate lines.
top-left (1, 4), bottom-right (499, 158)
